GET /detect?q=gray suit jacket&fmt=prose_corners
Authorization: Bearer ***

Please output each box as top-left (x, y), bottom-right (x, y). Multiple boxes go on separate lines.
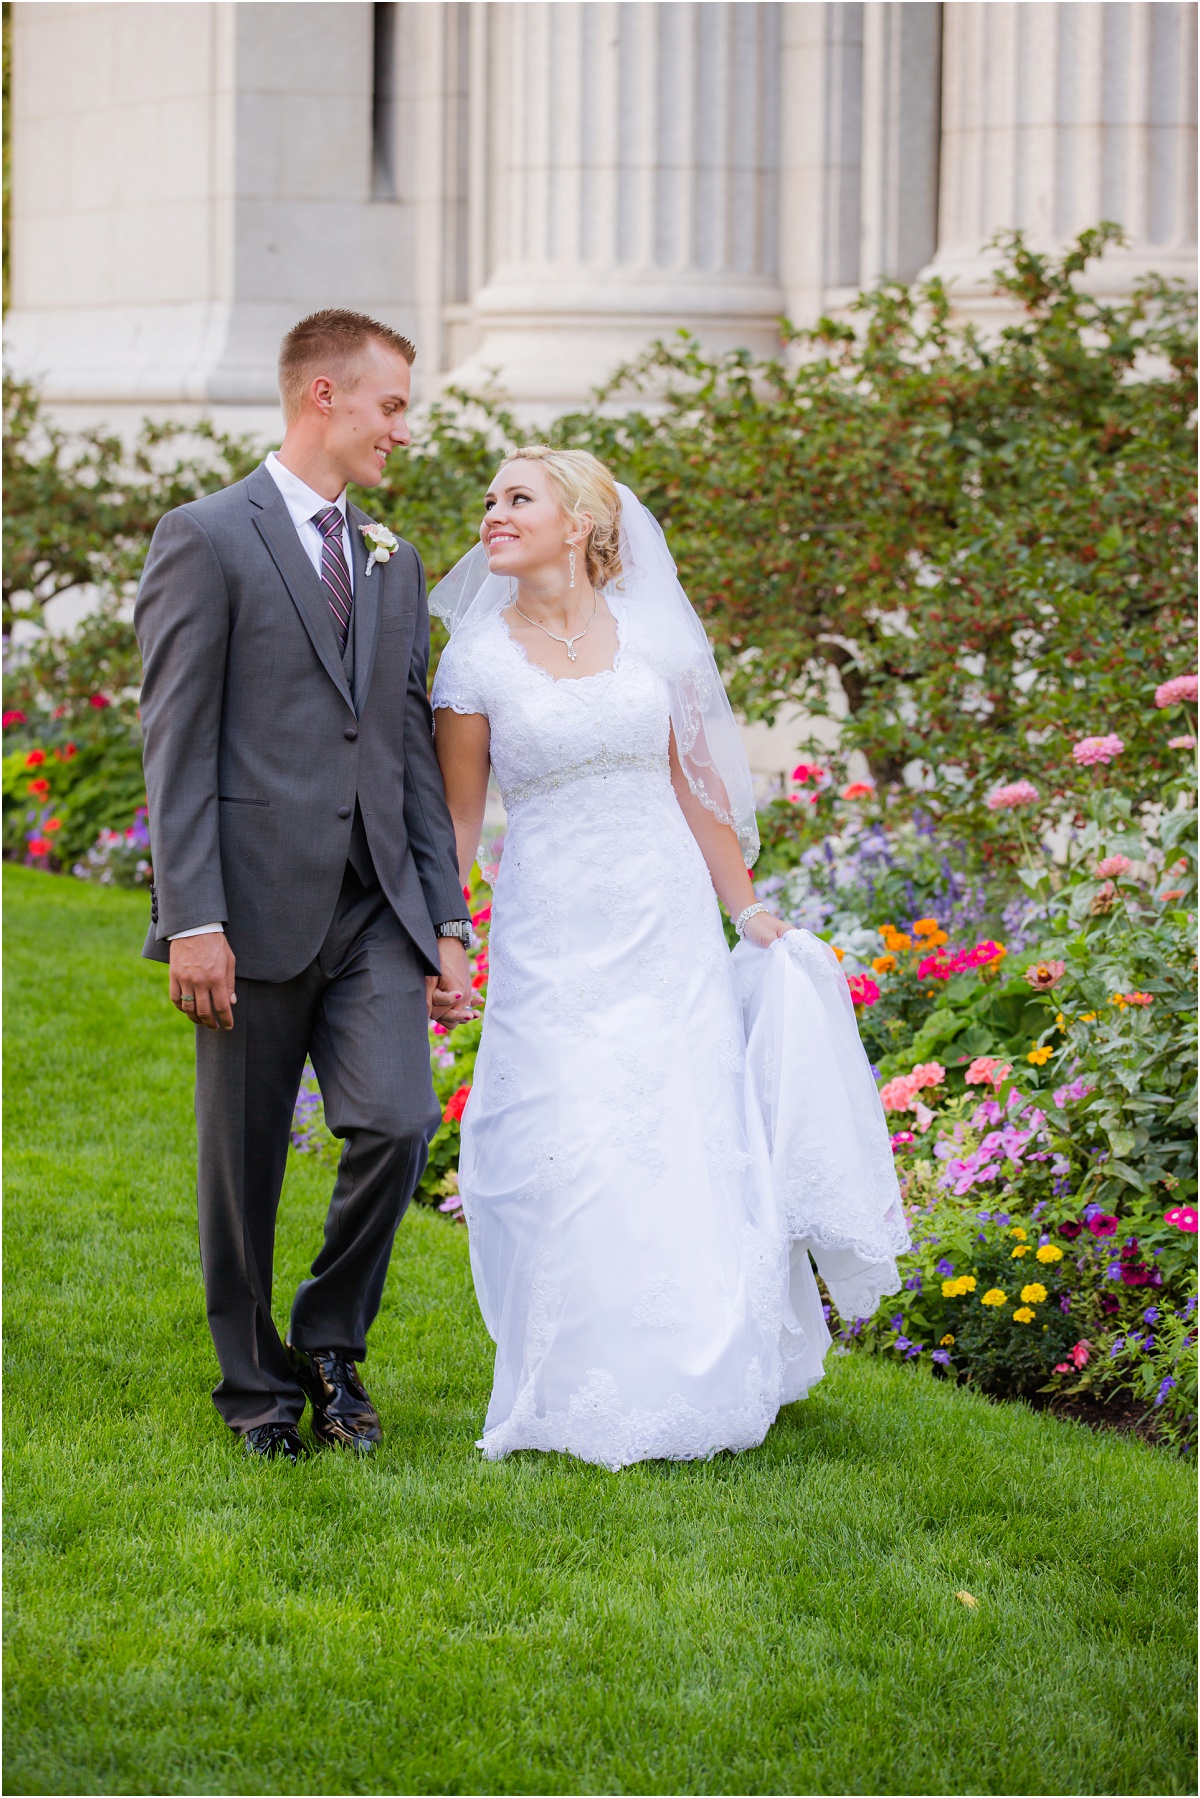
top-left (134, 461), bottom-right (468, 982)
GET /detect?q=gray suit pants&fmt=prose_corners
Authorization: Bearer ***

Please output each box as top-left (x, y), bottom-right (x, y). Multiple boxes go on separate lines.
top-left (195, 865), bottom-right (441, 1432)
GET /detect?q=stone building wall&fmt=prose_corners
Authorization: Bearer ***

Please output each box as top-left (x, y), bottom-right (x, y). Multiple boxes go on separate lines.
top-left (8, 0), bottom-right (1196, 428)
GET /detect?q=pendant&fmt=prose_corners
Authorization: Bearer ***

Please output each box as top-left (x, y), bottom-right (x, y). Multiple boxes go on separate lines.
top-left (567, 644), bottom-right (578, 661)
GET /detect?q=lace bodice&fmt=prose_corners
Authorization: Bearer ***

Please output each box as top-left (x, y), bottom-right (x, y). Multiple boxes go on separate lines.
top-left (431, 597), bottom-right (674, 815)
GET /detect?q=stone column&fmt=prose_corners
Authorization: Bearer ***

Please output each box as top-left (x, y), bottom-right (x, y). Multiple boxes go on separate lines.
top-left (859, 2), bottom-right (942, 286)
top-left (451, 1), bottom-right (786, 408)
top-left (777, 2), bottom-right (864, 327)
top-left (929, 1), bottom-right (1198, 303)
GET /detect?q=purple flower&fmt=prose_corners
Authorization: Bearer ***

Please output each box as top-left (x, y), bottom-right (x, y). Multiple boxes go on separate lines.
top-left (894, 1336), bottom-right (912, 1353)
top-left (978, 1211), bottom-right (992, 1223)
top-left (1059, 1293), bottom-right (1072, 1313)
top-left (995, 1213), bottom-right (1011, 1227)
top-left (822, 1303), bottom-right (832, 1320)
top-left (1143, 1307), bottom-right (1160, 1325)
top-left (1155, 1376), bottom-right (1177, 1406)
top-left (904, 1273), bottom-right (923, 1292)
top-left (935, 1258), bottom-right (955, 1276)
top-left (905, 1342), bottom-right (924, 1358)
top-left (1109, 1337), bottom-right (1125, 1358)
top-left (931, 1349), bottom-right (952, 1366)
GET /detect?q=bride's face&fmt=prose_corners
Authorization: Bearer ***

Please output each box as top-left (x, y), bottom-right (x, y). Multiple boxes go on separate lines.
top-left (481, 460), bottom-right (588, 580)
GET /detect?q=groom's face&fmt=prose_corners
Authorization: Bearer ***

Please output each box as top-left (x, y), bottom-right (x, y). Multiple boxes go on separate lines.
top-left (324, 341), bottom-right (412, 489)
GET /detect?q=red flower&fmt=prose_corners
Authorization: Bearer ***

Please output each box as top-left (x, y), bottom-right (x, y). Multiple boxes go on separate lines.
top-left (44, 817), bottom-right (63, 833)
top-left (842, 781), bottom-right (875, 801)
top-left (57, 742), bottom-right (77, 761)
top-left (24, 749), bottom-right (46, 768)
top-left (2, 710), bottom-right (27, 728)
top-left (471, 971), bottom-right (487, 990)
top-left (1099, 1293), bottom-right (1121, 1315)
top-left (442, 1083), bottom-right (472, 1124)
top-left (89, 694), bottom-right (111, 709)
top-left (1087, 1213), bottom-right (1119, 1237)
top-left (1058, 1220), bottom-right (1082, 1239)
top-left (27, 777), bottom-right (51, 798)
top-left (27, 837), bottom-right (52, 857)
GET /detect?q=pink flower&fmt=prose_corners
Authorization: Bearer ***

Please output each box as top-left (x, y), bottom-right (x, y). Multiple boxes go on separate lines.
top-left (1023, 959), bottom-right (1066, 990)
top-left (890, 1130), bottom-right (916, 1150)
top-left (1087, 1213), bottom-right (1119, 1237)
top-left (841, 781), bottom-right (875, 801)
top-left (1095, 854), bottom-right (1132, 878)
top-left (910, 1062), bottom-right (946, 1090)
top-left (1054, 1362), bottom-right (1073, 1374)
top-left (918, 954), bottom-right (952, 981)
top-left (1072, 734), bottom-right (1125, 766)
top-left (879, 1075), bottom-right (919, 1113)
top-left (913, 1101), bottom-right (936, 1134)
top-left (89, 693), bottom-right (111, 709)
top-left (986, 779), bottom-right (1039, 811)
top-left (846, 973), bottom-right (880, 1007)
top-left (1165, 1207), bottom-right (1198, 1233)
top-left (1168, 735), bottom-right (1196, 750)
top-left (1069, 1340), bottom-right (1092, 1369)
top-left (1154, 675), bottom-right (1198, 708)
top-left (966, 1057), bottom-right (1012, 1086)
top-left (791, 763), bottom-right (830, 787)
top-left (2, 709), bottom-right (27, 728)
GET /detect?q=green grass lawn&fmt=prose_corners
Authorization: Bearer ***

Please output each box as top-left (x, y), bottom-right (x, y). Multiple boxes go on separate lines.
top-left (4, 863), bottom-right (1196, 1798)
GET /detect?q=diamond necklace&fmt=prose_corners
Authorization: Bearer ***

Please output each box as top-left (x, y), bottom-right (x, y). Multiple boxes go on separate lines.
top-left (511, 586), bottom-right (599, 663)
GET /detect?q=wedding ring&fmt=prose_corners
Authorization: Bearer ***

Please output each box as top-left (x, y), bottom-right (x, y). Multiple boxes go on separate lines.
top-left (180, 994), bottom-right (195, 1006)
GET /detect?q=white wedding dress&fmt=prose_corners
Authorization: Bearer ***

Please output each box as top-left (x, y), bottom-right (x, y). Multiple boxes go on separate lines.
top-left (431, 583), bottom-right (909, 1471)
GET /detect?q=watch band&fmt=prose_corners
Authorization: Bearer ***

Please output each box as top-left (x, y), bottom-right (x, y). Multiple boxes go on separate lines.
top-left (435, 920), bottom-right (472, 945)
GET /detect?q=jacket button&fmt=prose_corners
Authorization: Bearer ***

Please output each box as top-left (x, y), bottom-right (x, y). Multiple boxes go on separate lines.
top-left (337, 805), bottom-right (351, 819)
top-left (344, 727), bottom-right (358, 740)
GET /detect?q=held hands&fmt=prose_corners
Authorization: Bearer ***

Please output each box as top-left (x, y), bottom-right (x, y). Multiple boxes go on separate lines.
top-left (742, 910), bottom-right (795, 949)
top-left (169, 933), bottom-right (237, 1030)
top-left (426, 936), bottom-right (478, 1028)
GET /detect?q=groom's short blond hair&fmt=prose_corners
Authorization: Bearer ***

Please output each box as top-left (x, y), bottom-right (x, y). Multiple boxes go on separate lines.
top-left (279, 309), bottom-right (416, 421)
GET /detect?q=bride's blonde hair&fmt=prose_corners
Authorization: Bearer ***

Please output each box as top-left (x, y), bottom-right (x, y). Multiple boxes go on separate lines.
top-left (501, 446), bottom-right (623, 589)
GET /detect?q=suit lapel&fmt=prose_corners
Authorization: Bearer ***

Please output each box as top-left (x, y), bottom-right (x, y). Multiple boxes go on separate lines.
top-left (347, 503), bottom-right (382, 715)
top-left (247, 464), bottom-right (355, 713)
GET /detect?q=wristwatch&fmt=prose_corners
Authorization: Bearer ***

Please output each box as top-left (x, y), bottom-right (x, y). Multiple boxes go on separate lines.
top-left (435, 920), bottom-right (472, 947)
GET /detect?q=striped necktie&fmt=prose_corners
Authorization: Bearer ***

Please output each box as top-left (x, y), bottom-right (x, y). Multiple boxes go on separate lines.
top-left (313, 504), bottom-right (353, 653)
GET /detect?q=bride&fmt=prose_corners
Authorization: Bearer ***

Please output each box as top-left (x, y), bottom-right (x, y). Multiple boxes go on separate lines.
top-left (430, 448), bottom-right (908, 1470)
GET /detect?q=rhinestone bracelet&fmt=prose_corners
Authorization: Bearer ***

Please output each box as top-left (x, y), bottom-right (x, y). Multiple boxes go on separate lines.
top-left (734, 901), bottom-right (768, 938)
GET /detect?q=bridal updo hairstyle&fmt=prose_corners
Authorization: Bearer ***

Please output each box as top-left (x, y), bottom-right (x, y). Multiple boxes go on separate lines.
top-left (502, 446), bottom-right (623, 590)
top-left (278, 309), bottom-right (416, 421)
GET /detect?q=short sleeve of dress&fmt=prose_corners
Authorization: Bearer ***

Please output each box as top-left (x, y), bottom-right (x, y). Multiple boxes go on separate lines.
top-left (431, 628), bottom-right (490, 716)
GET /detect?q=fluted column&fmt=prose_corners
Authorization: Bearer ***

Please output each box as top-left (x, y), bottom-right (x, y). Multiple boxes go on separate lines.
top-left (451, 1), bottom-right (785, 407)
top-left (929, 1), bottom-right (1197, 300)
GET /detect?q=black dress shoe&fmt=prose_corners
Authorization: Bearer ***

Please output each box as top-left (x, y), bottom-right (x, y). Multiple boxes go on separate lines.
top-left (244, 1423), bottom-right (304, 1462)
top-left (291, 1347), bottom-right (382, 1452)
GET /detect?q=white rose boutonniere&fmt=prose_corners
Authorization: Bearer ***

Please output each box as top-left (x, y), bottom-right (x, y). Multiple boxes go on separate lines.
top-left (359, 519), bottom-right (400, 576)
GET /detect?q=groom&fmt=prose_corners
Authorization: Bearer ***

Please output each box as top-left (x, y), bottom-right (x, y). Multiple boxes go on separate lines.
top-left (136, 309), bottom-right (473, 1461)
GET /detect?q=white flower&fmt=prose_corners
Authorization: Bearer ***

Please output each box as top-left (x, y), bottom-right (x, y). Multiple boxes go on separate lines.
top-left (359, 518), bottom-right (400, 576)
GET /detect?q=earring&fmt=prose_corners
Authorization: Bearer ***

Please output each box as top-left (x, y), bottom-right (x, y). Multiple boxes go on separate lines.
top-left (568, 546), bottom-right (576, 589)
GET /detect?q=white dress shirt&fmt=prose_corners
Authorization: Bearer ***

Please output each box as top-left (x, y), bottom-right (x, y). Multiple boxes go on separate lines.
top-left (169, 452), bottom-right (354, 942)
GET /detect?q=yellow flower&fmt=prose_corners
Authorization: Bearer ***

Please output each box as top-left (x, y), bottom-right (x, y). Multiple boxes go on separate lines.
top-left (940, 1334), bottom-right (955, 1346)
top-left (1027, 1045), bottom-right (1055, 1066)
top-left (1009, 1226), bottom-right (1027, 1240)
top-left (959, 1276), bottom-right (977, 1293)
top-left (872, 954), bottom-right (897, 975)
top-left (1012, 1305), bottom-right (1035, 1323)
top-left (981, 1288), bottom-right (1007, 1307)
top-left (912, 918), bottom-right (940, 937)
top-left (1109, 993), bottom-right (1128, 1011)
top-left (832, 946), bottom-right (845, 962)
top-left (941, 1278), bottom-right (961, 1297)
top-left (1010, 1243), bottom-right (1029, 1257)
top-left (1055, 1012), bottom-right (1066, 1029)
top-left (1081, 1012), bottom-right (1097, 1022)
top-left (1036, 1243), bottom-right (1064, 1264)
top-left (1020, 1282), bottom-right (1048, 1305)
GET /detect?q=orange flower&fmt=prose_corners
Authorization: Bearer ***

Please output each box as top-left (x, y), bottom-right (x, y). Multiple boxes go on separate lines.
top-left (43, 817), bottom-right (63, 833)
top-left (872, 954), bottom-right (896, 975)
top-left (27, 777), bottom-right (51, 798)
top-left (912, 918), bottom-right (940, 937)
